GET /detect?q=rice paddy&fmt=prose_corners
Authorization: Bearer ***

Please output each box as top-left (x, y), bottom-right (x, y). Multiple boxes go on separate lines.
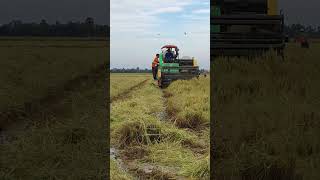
top-left (110, 74), bottom-right (210, 179)
top-left (212, 42), bottom-right (320, 180)
top-left (0, 38), bottom-right (108, 179)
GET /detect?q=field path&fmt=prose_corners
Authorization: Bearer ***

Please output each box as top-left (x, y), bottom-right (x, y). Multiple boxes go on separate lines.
top-left (110, 78), bottom-right (160, 180)
top-left (110, 77), bottom-right (148, 179)
top-left (110, 78), bottom-right (195, 179)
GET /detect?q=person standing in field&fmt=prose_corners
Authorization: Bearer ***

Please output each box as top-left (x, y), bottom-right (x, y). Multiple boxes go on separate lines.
top-left (152, 54), bottom-right (159, 80)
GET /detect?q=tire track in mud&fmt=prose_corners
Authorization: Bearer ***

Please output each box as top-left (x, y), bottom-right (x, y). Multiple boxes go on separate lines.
top-left (110, 79), bottom-right (151, 180)
top-left (112, 80), bottom-right (209, 179)
top-left (0, 64), bottom-right (107, 143)
top-left (112, 147), bottom-right (185, 180)
top-left (111, 83), bottom-right (188, 180)
top-left (112, 81), bottom-right (208, 179)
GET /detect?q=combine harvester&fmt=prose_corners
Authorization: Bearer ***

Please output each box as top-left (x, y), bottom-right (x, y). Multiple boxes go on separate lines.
top-left (157, 45), bottom-right (200, 88)
top-left (212, 0), bottom-right (286, 58)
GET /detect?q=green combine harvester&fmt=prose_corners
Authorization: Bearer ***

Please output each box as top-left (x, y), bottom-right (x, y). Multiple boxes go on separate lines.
top-left (157, 45), bottom-right (200, 88)
top-left (211, 0), bottom-right (285, 58)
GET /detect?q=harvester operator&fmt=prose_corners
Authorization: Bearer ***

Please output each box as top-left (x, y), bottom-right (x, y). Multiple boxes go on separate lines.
top-left (152, 54), bottom-right (159, 80)
top-left (165, 48), bottom-right (174, 63)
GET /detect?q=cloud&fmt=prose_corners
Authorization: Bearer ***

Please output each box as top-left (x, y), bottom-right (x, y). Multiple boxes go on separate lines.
top-left (111, 0), bottom-right (192, 33)
top-left (147, 7), bottom-right (183, 15)
top-left (201, 1), bottom-right (210, 5)
top-left (192, 9), bottom-right (210, 14)
top-left (110, 0), bottom-right (210, 69)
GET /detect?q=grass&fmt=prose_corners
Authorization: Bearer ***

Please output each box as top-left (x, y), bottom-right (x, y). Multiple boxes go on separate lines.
top-left (164, 77), bottom-right (210, 178)
top-left (166, 77), bottom-right (210, 129)
top-left (1, 76), bottom-right (107, 179)
top-left (212, 42), bottom-right (320, 180)
top-left (110, 73), bottom-right (149, 99)
top-left (0, 39), bottom-right (108, 179)
top-left (0, 39), bottom-right (107, 113)
top-left (110, 75), bottom-right (210, 179)
top-left (110, 160), bottom-right (133, 180)
top-left (110, 80), bottom-right (165, 147)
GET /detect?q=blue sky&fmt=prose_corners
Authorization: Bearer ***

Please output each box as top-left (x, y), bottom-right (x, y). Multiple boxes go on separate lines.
top-left (110, 0), bottom-right (210, 69)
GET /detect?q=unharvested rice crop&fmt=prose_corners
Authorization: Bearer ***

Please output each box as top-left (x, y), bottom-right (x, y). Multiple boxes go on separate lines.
top-left (110, 73), bottom-right (149, 99)
top-left (0, 38), bottom-right (108, 179)
top-left (110, 75), bottom-right (210, 179)
top-left (212, 42), bottom-right (320, 180)
top-left (0, 38), bottom-right (107, 115)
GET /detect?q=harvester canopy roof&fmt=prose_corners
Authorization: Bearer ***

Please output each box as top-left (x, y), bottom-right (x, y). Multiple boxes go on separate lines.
top-left (161, 45), bottom-right (177, 49)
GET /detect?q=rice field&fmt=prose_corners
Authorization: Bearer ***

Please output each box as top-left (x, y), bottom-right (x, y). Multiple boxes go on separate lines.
top-left (0, 38), bottom-right (108, 179)
top-left (0, 38), bottom-right (107, 128)
top-left (212, 42), bottom-right (320, 180)
top-left (110, 74), bottom-right (210, 179)
top-left (110, 73), bottom-right (149, 99)
top-left (3, 37), bottom-right (318, 179)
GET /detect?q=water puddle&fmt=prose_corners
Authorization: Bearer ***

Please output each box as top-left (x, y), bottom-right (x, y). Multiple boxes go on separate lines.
top-left (110, 147), bottom-right (137, 179)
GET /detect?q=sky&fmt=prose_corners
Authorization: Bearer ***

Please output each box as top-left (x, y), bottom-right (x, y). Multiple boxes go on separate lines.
top-left (0, 0), bottom-right (319, 69)
top-left (0, 0), bottom-right (319, 25)
top-left (110, 0), bottom-right (210, 69)
top-left (279, 0), bottom-right (320, 26)
top-left (0, 0), bottom-right (108, 24)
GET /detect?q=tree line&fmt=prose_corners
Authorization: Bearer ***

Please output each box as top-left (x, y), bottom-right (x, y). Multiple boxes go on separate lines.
top-left (111, 68), bottom-right (152, 73)
top-left (110, 68), bottom-right (208, 74)
top-left (284, 24), bottom-right (320, 38)
top-left (0, 17), bottom-right (109, 37)
top-left (2, 18), bottom-right (317, 39)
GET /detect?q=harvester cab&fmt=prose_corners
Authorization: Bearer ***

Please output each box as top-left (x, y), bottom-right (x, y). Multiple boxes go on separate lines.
top-left (157, 45), bottom-right (200, 88)
top-left (162, 45), bottom-right (179, 63)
